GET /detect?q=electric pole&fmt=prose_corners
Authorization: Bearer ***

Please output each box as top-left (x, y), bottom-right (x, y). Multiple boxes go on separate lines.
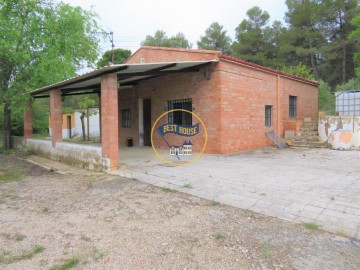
top-left (110, 31), bottom-right (114, 64)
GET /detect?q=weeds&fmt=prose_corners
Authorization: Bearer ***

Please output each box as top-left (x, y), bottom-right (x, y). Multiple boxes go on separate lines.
top-left (93, 248), bottom-right (105, 260)
top-left (49, 257), bottom-right (79, 270)
top-left (162, 186), bottom-right (175, 192)
top-left (303, 222), bottom-right (320, 230)
top-left (0, 245), bottom-right (44, 264)
top-left (0, 168), bottom-right (22, 182)
top-left (262, 242), bottom-right (271, 259)
top-left (211, 199), bottom-right (220, 206)
top-left (0, 147), bottom-right (12, 155)
top-left (15, 234), bottom-right (25, 241)
top-left (214, 232), bottom-right (223, 240)
top-left (42, 207), bottom-right (49, 213)
top-left (183, 183), bottom-right (193, 189)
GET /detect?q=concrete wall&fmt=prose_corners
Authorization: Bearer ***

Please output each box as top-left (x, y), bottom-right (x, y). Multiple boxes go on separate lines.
top-left (49, 109), bottom-right (100, 139)
top-left (319, 116), bottom-right (360, 148)
top-left (26, 139), bottom-right (109, 171)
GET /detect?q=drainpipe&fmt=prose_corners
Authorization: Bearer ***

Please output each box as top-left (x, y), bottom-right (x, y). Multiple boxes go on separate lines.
top-left (277, 74), bottom-right (281, 134)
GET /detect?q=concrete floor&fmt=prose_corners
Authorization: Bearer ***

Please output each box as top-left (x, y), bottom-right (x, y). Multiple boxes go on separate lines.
top-left (115, 146), bottom-right (360, 239)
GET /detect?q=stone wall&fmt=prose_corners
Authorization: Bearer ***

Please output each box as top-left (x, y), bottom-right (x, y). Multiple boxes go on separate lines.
top-left (318, 116), bottom-right (360, 148)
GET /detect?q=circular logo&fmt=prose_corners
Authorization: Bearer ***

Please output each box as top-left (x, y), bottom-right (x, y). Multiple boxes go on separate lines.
top-left (151, 109), bottom-right (207, 166)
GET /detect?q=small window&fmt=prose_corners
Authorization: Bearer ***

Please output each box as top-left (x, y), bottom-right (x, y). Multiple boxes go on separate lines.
top-left (167, 99), bottom-right (192, 126)
top-left (289, 96), bottom-right (297, 118)
top-left (121, 109), bottom-right (131, 128)
top-left (265, 105), bottom-right (272, 127)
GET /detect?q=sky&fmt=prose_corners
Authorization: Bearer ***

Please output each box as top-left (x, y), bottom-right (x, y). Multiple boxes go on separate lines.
top-left (62, 0), bottom-right (288, 54)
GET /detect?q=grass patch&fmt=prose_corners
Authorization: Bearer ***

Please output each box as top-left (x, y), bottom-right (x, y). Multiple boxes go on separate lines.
top-left (0, 147), bottom-right (12, 155)
top-left (49, 257), bottom-right (79, 270)
top-left (183, 183), bottom-right (193, 189)
top-left (303, 222), bottom-right (320, 230)
top-left (211, 199), bottom-right (220, 206)
top-left (0, 245), bottom-right (44, 264)
top-left (42, 207), bottom-right (49, 213)
top-left (93, 248), bottom-right (105, 260)
top-left (262, 242), bottom-right (271, 259)
top-left (260, 193), bottom-right (267, 196)
top-left (214, 232), bottom-right (223, 240)
top-left (0, 168), bottom-right (22, 182)
top-left (162, 186), bottom-right (175, 193)
top-left (0, 192), bottom-right (17, 203)
top-left (15, 234), bottom-right (26, 241)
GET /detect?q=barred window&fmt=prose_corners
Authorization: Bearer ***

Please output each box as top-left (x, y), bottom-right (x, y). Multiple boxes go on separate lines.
top-left (289, 96), bottom-right (297, 118)
top-left (265, 105), bottom-right (272, 127)
top-left (167, 99), bottom-right (192, 126)
top-left (121, 109), bottom-right (131, 128)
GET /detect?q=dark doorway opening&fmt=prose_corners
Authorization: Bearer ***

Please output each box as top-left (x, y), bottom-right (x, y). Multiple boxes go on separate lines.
top-left (67, 116), bottom-right (71, 138)
top-left (143, 99), bottom-right (151, 146)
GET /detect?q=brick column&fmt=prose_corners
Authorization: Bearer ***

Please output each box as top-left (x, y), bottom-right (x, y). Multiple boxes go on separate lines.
top-left (50, 89), bottom-right (62, 147)
top-left (101, 73), bottom-right (119, 171)
top-left (24, 100), bottom-right (33, 144)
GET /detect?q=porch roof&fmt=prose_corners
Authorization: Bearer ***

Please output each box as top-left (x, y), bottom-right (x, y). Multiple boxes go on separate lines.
top-left (30, 60), bottom-right (217, 97)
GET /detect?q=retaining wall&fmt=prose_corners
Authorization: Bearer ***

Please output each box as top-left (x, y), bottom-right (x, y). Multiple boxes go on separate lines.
top-left (25, 139), bottom-right (109, 171)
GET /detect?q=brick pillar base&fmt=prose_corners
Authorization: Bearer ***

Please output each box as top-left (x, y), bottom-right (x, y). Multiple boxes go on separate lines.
top-left (101, 73), bottom-right (119, 171)
top-left (50, 89), bottom-right (62, 147)
top-left (24, 100), bottom-right (33, 144)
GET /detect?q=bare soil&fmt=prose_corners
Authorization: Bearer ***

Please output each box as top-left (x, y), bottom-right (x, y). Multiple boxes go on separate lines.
top-left (0, 153), bottom-right (359, 270)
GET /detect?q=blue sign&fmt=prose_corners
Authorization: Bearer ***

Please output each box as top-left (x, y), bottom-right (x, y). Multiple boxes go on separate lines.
top-left (157, 123), bottom-right (200, 137)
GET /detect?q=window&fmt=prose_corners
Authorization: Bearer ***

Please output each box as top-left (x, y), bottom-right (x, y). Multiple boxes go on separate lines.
top-left (121, 109), bottom-right (131, 128)
top-left (289, 96), bottom-right (297, 118)
top-left (265, 105), bottom-right (272, 127)
top-left (167, 99), bottom-right (192, 126)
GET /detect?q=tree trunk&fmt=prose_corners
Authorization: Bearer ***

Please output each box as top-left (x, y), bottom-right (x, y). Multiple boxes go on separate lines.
top-left (342, 44), bottom-right (346, 84)
top-left (3, 100), bottom-right (12, 149)
top-left (80, 112), bottom-right (86, 141)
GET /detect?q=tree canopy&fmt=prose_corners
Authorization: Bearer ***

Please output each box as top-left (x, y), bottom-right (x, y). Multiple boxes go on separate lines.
top-left (96, 48), bottom-right (132, 68)
top-left (141, 30), bottom-right (192, 48)
top-left (0, 0), bottom-right (103, 148)
top-left (197, 22), bottom-right (232, 54)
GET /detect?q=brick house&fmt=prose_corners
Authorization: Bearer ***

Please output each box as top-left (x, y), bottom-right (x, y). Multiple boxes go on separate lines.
top-left (25, 47), bottom-right (318, 171)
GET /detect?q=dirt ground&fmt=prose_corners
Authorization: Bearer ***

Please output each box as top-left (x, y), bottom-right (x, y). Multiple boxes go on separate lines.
top-left (0, 153), bottom-right (360, 270)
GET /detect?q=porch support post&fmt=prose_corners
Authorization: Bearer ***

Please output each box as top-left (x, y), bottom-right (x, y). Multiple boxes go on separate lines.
top-left (138, 98), bottom-right (144, 146)
top-left (101, 73), bottom-right (119, 171)
top-left (24, 99), bottom-right (33, 144)
top-left (50, 89), bottom-right (62, 148)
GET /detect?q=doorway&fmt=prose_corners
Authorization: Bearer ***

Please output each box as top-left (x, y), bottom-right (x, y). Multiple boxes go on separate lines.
top-left (143, 99), bottom-right (151, 146)
top-left (67, 116), bottom-right (72, 138)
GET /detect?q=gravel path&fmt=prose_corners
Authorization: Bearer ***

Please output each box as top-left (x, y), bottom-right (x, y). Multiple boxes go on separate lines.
top-left (0, 153), bottom-right (359, 269)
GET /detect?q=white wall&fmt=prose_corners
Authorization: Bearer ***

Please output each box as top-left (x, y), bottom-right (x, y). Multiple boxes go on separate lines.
top-left (73, 109), bottom-right (100, 139)
top-left (318, 116), bottom-right (360, 147)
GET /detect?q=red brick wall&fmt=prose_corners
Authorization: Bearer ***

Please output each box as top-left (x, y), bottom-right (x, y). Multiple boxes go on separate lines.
top-left (280, 77), bottom-right (318, 135)
top-left (219, 60), bottom-right (279, 153)
top-left (126, 46), bottom-right (220, 64)
top-left (101, 73), bottom-right (119, 171)
top-left (121, 48), bottom-right (318, 154)
top-left (50, 89), bottom-right (62, 147)
top-left (218, 59), bottom-right (318, 153)
top-left (118, 63), bottom-right (222, 153)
